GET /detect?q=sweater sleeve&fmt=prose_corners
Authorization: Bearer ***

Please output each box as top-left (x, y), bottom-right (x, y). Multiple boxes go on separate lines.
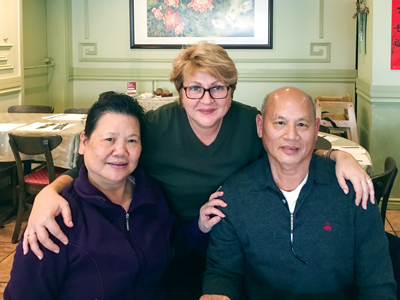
top-left (202, 190), bottom-right (244, 300)
top-left (354, 202), bottom-right (397, 299)
top-left (62, 166), bottom-right (79, 179)
top-left (4, 217), bottom-right (69, 300)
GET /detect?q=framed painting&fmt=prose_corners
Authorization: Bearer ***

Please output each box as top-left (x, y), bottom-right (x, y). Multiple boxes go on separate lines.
top-left (130, 0), bottom-right (273, 49)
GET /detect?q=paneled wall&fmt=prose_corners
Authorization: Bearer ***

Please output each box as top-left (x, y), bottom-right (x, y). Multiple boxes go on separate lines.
top-left (68, 0), bottom-right (357, 109)
top-left (0, 0), bottom-right (22, 110)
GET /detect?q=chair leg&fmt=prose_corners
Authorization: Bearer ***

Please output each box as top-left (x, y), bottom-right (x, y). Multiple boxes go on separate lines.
top-left (12, 188), bottom-right (27, 244)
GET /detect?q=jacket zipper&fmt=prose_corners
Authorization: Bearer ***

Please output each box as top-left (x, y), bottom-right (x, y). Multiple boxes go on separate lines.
top-left (124, 211), bottom-right (145, 299)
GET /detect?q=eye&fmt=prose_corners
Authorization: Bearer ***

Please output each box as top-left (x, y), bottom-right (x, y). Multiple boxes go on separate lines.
top-left (189, 86), bottom-right (202, 92)
top-left (277, 121), bottom-right (285, 125)
top-left (128, 138), bottom-right (138, 143)
top-left (211, 86), bottom-right (224, 91)
top-left (298, 123), bottom-right (307, 127)
top-left (105, 138), bottom-right (114, 142)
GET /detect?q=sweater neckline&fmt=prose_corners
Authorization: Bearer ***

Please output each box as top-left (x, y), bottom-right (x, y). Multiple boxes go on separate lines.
top-left (180, 101), bottom-right (235, 155)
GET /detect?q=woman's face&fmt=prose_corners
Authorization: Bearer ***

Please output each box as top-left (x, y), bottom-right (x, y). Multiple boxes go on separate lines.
top-left (78, 112), bottom-right (141, 189)
top-left (181, 71), bottom-right (232, 133)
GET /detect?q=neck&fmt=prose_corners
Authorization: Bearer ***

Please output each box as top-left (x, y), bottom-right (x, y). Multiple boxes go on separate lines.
top-left (187, 117), bottom-right (222, 146)
top-left (88, 174), bottom-right (134, 212)
top-left (268, 157), bottom-right (311, 192)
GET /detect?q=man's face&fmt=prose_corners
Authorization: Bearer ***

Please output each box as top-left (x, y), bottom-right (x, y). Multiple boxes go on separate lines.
top-left (256, 87), bottom-right (320, 171)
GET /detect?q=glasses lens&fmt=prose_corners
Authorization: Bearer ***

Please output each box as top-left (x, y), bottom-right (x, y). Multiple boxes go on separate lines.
top-left (210, 86), bottom-right (228, 99)
top-left (186, 86), bottom-right (204, 99)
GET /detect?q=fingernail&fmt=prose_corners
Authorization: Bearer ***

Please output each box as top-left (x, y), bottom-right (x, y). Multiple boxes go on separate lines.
top-left (69, 221), bottom-right (74, 226)
top-left (38, 256), bottom-right (43, 260)
top-left (53, 249), bottom-right (60, 254)
top-left (62, 240), bottom-right (68, 245)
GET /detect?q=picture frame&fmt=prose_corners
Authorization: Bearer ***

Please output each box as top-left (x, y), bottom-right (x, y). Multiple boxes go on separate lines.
top-left (129, 0), bottom-right (273, 49)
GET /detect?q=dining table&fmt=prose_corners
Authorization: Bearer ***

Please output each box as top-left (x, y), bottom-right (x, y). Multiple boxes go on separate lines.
top-left (0, 113), bottom-right (86, 169)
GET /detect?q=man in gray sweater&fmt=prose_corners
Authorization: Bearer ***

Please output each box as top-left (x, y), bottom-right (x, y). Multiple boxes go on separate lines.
top-left (201, 87), bottom-right (396, 300)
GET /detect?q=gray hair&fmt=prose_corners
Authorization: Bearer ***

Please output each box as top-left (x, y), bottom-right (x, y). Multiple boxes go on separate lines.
top-left (260, 92), bottom-right (316, 118)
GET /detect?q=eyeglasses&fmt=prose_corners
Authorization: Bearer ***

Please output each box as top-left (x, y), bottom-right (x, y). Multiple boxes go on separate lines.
top-left (183, 85), bottom-right (230, 100)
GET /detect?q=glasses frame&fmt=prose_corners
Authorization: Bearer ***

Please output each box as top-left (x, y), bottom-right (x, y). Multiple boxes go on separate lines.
top-left (183, 86), bottom-right (231, 100)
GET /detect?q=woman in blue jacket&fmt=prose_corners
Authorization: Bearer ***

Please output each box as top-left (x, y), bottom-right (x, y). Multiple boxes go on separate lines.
top-left (5, 93), bottom-right (224, 300)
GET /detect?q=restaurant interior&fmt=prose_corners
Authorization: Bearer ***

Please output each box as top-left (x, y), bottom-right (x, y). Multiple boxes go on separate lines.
top-left (1, 0), bottom-right (400, 298)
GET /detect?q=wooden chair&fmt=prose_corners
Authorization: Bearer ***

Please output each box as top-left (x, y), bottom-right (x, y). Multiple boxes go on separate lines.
top-left (8, 133), bottom-right (64, 243)
top-left (314, 94), bottom-right (359, 143)
top-left (0, 162), bottom-right (17, 229)
top-left (371, 157), bottom-right (398, 226)
top-left (8, 105), bottom-right (54, 113)
top-left (64, 108), bottom-right (89, 114)
top-left (318, 125), bottom-right (330, 134)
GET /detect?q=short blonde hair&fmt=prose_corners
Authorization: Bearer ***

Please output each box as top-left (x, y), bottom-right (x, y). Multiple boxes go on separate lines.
top-left (170, 42), bottom-right (238, 107)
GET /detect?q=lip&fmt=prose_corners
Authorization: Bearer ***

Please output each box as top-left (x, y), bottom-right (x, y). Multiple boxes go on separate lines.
top-left (107, 162), bottom-right (128, 169)
top-left (280, 145), bottom-right (299, 154)
top-left (198, 108), bottom-right (216, 115)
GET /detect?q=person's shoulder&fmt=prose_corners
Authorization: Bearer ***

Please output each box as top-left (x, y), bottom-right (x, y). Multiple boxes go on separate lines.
top-left (144, 101), bottom-right (181, 123)
top-left (231, 100), bottom-right (260, 116)
top-left (224, 155), bottom-right (266, 188)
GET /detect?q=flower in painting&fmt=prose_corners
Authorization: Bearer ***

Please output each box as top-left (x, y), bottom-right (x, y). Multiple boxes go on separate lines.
top-left (164, 0), bottom-right (179, 9)
top-left (212, 19), bottom-right (225, 29)
top-left (163, 8), bottom-right (182, 32)
top-left (174, 22), bottom-right (185, 34)
top-left (187, 0), bottom-right (213, 14)
top-left (151, 6), bottom-right (163, 21)
top-left (239, 1), bottom-right (253, 13)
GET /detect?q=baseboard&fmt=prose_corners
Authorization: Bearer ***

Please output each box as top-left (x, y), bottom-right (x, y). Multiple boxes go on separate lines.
top-left (387, 198), bottom-right (400, 211)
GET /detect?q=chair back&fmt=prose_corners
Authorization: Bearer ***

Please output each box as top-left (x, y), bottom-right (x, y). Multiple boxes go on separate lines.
top-left (64, 108), bottom-right (89, 114)
top-left (371, 157), bottom-right (398, 224)
top-left (8, 134), bottom-right (62, 184)
top-left (8, 105), bottom-right (54, 113)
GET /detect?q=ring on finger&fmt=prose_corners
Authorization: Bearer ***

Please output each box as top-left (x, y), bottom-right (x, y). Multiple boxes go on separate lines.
top-left (366, 178), bottom-right (372, 184)
top-left (26, 232), bottom-right (37, 237)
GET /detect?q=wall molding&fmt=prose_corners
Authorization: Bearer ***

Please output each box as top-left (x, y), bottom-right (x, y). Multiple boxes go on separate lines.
top-left (319, 0), bottom-right (324, 39)
top-left (78, 42), bottom-right (331, 64)
top-left (0, 76), bottom-right (21, 95)
top-left (70, 67), bottom-right (356, 83)
top-left (0, 43), bottom-right (13, 70)
top-left (356, 78), bottom-right (400, 102)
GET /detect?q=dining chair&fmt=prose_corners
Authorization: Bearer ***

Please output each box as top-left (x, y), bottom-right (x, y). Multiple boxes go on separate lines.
top-left (8, 105), bottom-right (54, 114)
top-left (0, 162), bottom-right (17, 229)
top-left (318, 125), bottom-right (330, 134)
top-left (64, 108), bottom-right (90, 114)
top-left (8, 133), bottom-right (64, 243)
top-left (371, 157), bottom-right (398, 225)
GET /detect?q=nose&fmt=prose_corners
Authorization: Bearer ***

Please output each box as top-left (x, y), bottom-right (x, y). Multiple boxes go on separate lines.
top-left (113, 141), bottom-right (128, 156)
top-left (284, 124), bottom-right (298, 140)
top-left (200, 90), bottom-right (214, 104)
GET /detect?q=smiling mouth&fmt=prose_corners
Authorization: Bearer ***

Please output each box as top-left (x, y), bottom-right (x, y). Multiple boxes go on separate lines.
top-left (107, 162), bottom-right (128, 167)
top-left (281, 146), bottom-right (299, 151)
top-left (199, 109), bottom-right (215, 115)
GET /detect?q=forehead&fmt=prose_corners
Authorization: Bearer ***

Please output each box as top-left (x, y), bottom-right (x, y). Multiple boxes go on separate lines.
top-left (266, 93), bottom-right (314, 119)
top-left (96, 113), bottom-right (139, 128)
top-left (184, 71), bottom-right (221, 84)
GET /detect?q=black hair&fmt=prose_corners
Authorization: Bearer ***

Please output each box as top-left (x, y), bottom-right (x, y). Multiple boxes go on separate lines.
top-left (76, 91), bottom-right (145, 168)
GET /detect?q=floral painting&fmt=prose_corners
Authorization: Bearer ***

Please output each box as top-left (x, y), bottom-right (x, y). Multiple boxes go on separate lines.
top-left (147, 0), bottom-right (255, 38)
top-left (130, 0), bottom-right (272, 49)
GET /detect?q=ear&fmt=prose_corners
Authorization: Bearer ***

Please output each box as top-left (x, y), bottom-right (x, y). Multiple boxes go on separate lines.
top-left (78, 132), bottom-right (87, 155)
top-left (314, 118), bottom-right (321, 141)
top-left (256, 114), bottom-right (263, 138)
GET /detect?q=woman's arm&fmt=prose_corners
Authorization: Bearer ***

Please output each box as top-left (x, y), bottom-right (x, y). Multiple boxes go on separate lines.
top-left (23, 174), bottom-right (73, 259)
top-left (315, 149), bottom-right (374, 209)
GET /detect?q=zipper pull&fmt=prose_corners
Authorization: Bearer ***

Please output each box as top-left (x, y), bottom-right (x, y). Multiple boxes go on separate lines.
top-left (126, 213), bottom-right (130, 231)
top-left (290, 213), bottom-right (294, 243)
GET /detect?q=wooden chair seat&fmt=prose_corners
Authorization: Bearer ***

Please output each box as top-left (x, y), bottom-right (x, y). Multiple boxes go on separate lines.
top-left (24, 169), bottom-right (61, 185)
top-left (64, 108), bottom-right (90, 114)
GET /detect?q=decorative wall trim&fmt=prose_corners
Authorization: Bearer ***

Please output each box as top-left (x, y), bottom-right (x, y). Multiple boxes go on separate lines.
top-left (84, 0), bottom-right (89, 39)
top-left (356, 78), bottom-right (400, 102)
top-left (319, 0), bottom-right (324, 39)
top-left (0, 76), bottom-right (21, 95)
top-left (0, 44), bottom-right (13, 70)
top-left (78, 42), bottom-right (331, 64)
top-left (71, 67), bottom-right (356, 83)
